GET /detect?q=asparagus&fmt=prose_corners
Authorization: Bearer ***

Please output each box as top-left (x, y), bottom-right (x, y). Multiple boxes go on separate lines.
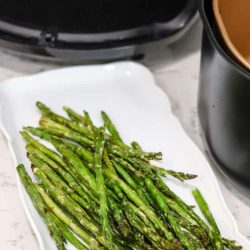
top-left (16, 103), bottom-right (242, 250)
top-left (24, 126), bottom-right (94, 169)
top-left (50, 138), bottom-right (97, 193)
top-left (108, 197), bottom-right (131, 238)
top-left (25, 128), bottom-right (122, 204)
top-left (162, 169), bottom-right (198, 182)
top-left (20, 131), bottom-right (67, 169)
top-left (63, 106), bottom-right (87, 127)
top-left (34, 167), bottom-right (123, 250)
top-left (145, 177), bottom-right (194, 250)
top-left (39, 117), bottom-right (93, 147)
top-left (101, 111), bottom-right (123, 143)
top-left (112, 160), bottom-right (150, 206)
top-left (94, 127), bottom-right (113, 246)
top-left (19, 163), bottom-right (90, 250)
top-left (69, 143), bottom-right (94, 164)
top-left (133, 233), bottom-right (155, 250)
top-left (111, 155), bottom-right (144, 178)
top-left (36, 185), bottom-right (103, 250)
top-left (178, 218), bottom-right (209, 246)
top-left (36, 101), bottom-right (91, 138)
top-left (34, 116), bottom-right (162, 163)
top-left (50, 212), bottom-right (89, 250)
top-left (123, 200), bottom-right (181, 250)
top-left (104, 168), bottom-right (174, 241)
top-left (125, 239), bottom-right (154, 250)
top-left (164, 195), bottom-right (198, 226)
top-left (103, 149), bottom-right (125, 200)
top-left (17, 165), bottom-right (66, 250)
top-left (36, 105), bottom-right (161, 161)
top-left (26, 145), bottom-right (124, 230)
top-left (131, 141), bottom-right (142, 151)
top-left (29, 153), bottom-right (99, 221)
top-left (26, 144), bottom-right (94, 205)
top-left (193, 189), bottom-right (224, 250)
top-left (155, 176), bottom-right (212, 235)
top-left (222, 238), bottom-right (242, 250)
top-left (125, 156), bottom-right (197, 181)
top-left (108, 144), bottom-right (162, 162)
top-left (23, 130), bottom-right (98, 203)
top-left (83, 111), bottom-right (96, 133)
top-left (33, 166), bottom-right (98, 232)
top-left (112, 160), bottom-right (138, 190)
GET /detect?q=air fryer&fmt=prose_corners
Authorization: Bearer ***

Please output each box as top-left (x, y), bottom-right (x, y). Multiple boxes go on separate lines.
top-left (0, 0), bottom-right (197, 62)
top-left (198, 0), bottom-right (250, 187)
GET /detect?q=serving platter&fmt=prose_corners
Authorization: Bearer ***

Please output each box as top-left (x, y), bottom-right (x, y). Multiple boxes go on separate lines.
top-left (0, 62), bottom-right (249, 249)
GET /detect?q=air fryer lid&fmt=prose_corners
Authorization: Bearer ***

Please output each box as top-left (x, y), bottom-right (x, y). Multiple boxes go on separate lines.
top-left (0, 0), bottom-right (187, 33)
top-left (0, 0), bottom-right (197, 47)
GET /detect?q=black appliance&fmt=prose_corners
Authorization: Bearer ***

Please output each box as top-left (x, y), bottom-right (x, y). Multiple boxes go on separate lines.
top-left (0, 0), bottom-right (197, 62)
top-left (199, 0), bottom-right (250, 187)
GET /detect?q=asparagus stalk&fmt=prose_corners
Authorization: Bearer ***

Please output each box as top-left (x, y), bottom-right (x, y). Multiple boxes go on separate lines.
top-left (24, 128), bottom-right (122, 205)
top-left (108, 198), bottom-right (131, 238)
top-left (20, 131), bottom-right (67, 169)
top-left (155, 176), bottom-right (212, 236)
top-left (26, 144), bottom-right (94, 206)
top-left (36, 101), bottom-right (91, 138)
top-left (50, 137), bottom-right (97, 193)
top-left (29, 153), bottom-right (99, 222)
top-left (34, 106), bottom-right (161, 161)
top-left (123, 200), bottom-right (181, 250)
top-left (112, 160), bottom-right (149, 206)
top-left (104, 167), bottom-right (174, 241)
top-left (125, 156), bottom-right (197, 181)
top-left (23, 131), bottom-right (98, 203)
top-left (103, 149), bottom-right (125, 200)
top-left (94, 127), bottom-right (113, 246)
top-left (63, 106), bottom-right (87, 127)
top-left (16, 164), bottom-right (66, 250)
top-left (177, 218), bottom-right (209, 246)
top-left (112, 160), bottom-right (138, 190)
top-left (222, 238), bottom-right (242, 250)
top-left (39, 117), bottom-right (93, 147)
top-left (34, 162), bottom-right (123, 250)
top-left (145, 177), bottom-right (194, 250)
top-left (192, 189), bottom-right (224, 250)
top-left (131, 141), bottom-right (142, 151)
top-left (33, 116), bottom-right (162, 163)
top-left (101, 111), bottom-right (123, 143)
top-left (158, 169), bottom-right (198, 182)
top-left (111, 155), bottom-right (144, 178)
top-left (19, 163), bottom-right (93, 250)
top-left (126, 200), bottom-right (153, 227)
top-left (83, 111), bottom-right (96, 133)
top-left (28, 149), bottom-right (126, 247)
top-left (108, 144), bottom-right (162, 162)
top-left (33, 166), bottom-right (98, 232)
top-left (36, 185), bottom-right (103, 250)
top-left (50, 212), bottom-right (89, 250)
top-left (67, 143), bottom-right (94, 164)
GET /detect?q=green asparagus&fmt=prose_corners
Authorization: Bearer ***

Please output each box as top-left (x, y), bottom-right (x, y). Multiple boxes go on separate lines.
top-left (15, 103), bottom-right (242, 250)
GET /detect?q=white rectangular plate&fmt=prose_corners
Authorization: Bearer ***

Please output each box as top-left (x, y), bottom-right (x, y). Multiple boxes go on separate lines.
top-left (0, 62), bottom-right (249, 249)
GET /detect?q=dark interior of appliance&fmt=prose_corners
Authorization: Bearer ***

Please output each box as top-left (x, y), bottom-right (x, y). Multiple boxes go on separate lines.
top-left (0, 0), bottom-right (188, 33)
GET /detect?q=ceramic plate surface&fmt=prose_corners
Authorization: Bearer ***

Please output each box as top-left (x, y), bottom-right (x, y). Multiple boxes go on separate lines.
top-left (0, 62), bottom-right (249, 249)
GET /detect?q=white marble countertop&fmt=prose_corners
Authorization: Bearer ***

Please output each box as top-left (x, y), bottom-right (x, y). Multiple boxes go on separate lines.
top-left (0, 20), bottom-right (249, 249)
